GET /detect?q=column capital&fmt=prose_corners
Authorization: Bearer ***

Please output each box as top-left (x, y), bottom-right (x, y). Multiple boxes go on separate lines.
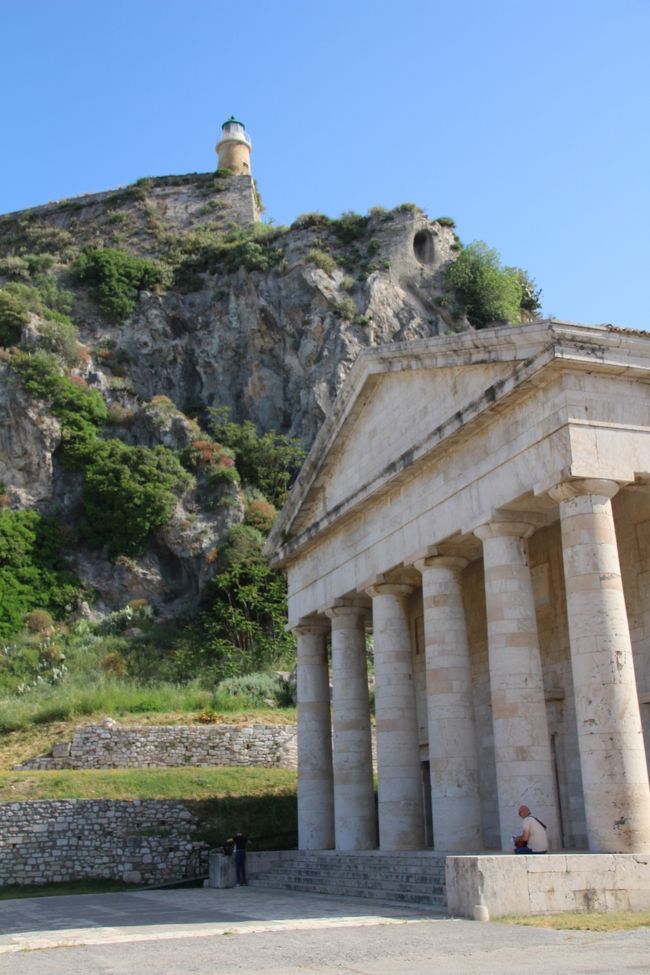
top-left (549, 478), bottom-right (621, 504)
top-left (358, 568), bottom-right (420, 595)
top-left (474, 520), bottom-right (537, 541)
top-left (366, 582), bottom-right (414, 599)
top-left (324, 600), bottom-right (370, 626)
top-left (291, 616), bottom-right (331, 637)
top-left (405, 538), bottom-right (480, 568)
top-left (414, 554), bottom-right (468, 574)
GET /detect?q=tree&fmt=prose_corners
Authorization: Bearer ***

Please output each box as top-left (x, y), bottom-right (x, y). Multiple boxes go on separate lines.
top-left (0, 509), bottom-right (81, 638)
top-left (506, 266), bottom-right (542, 321)
top-left (444, 241), bottom-right (540, 329)
top-left (181, 524), bottom-right (294, 681)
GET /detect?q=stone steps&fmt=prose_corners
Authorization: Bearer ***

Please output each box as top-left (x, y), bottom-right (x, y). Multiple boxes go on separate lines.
top-left (246, 851), bottom-right (447, 909)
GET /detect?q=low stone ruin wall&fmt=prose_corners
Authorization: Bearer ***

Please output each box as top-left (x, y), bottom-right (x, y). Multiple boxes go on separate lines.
top-left (0, 799), bottom-right (208, 888)
top-left (16, 722), bottom-right (298, 771)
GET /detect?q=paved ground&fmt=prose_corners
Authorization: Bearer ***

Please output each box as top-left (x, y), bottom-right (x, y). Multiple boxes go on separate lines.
top-left (0, 886), bottom-right (648, 975)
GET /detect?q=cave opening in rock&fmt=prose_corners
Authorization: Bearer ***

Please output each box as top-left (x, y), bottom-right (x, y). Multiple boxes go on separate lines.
top-left (413, 229), bottom-right (435, 265)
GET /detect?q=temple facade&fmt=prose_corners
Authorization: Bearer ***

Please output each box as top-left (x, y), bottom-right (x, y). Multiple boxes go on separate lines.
top-left (267, 321), bottom-right (650, 855)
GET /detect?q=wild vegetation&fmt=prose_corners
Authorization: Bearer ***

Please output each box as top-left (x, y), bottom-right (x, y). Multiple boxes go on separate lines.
top-left (0, 509), bottom-right (81, 640)
top-left (74, 246), bottom-right (167, 322)
top-left (0, 389), bottom-right (303, 730)
top-left (0, 177), bottom-right (541, 751)
top-left (208, 406), bottom-right (304, 508)
top-left (444, 240), bottom-right (541, 328)
top-left (0, 279), bottom-right (76, 353)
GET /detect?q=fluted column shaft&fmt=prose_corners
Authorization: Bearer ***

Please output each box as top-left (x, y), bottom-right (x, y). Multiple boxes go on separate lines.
top-left (417, 556), bottom-right (482, 850)
top-left (551, 479), bottom-right (650, 852)
top-left (294, 619), bottom-right (334, 850)
top-left (327, 605), bottom-right (377, 850)
top-left (367, 583), bottom-right (424, 850)
top-left (475, 521), bottom-right (560, 850)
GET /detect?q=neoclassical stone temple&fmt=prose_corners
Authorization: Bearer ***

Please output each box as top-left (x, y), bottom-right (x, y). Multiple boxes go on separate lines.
top-left (267, 320), bottom-right (650, 857)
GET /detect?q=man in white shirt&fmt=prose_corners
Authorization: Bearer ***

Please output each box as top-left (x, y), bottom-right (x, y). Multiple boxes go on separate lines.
top-left (514, 805), bottom-right (548, 853)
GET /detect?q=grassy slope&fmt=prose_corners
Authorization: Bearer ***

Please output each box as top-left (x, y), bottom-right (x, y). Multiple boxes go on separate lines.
top-left (0, 710), bottom-right (299, 851)
top-left (0, 765), bottom-right (296, 802)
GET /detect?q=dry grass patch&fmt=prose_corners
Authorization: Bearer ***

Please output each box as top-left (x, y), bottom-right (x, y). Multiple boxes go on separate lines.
top-left (499, 911), bottom-right (650, 931)
top-left (0, 722), bottom-right (72, 771)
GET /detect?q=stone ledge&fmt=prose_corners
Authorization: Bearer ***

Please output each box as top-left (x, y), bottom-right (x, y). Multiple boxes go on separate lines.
top-left (445, 853), bottom-right (650, 918)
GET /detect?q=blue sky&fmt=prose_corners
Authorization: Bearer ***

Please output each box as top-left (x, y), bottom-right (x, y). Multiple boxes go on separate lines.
top-left (2, 0), bottom-right (649, 329)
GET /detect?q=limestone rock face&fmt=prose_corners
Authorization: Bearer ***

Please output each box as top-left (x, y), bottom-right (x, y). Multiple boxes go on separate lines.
top-left (0, 364), bottom-right (61, 506)
top-left (0, 177), bottom-right (466, 616)
top-left (77, 209), bottom-right (460, 444)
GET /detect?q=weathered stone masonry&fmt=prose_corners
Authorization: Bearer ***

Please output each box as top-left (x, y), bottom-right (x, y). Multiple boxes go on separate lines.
top-left (0, 800), bottom-right (208, 887)
top-left (16, 722), bottom-right (298, 770)
top-left (267, 322), bottom-right (650, 858)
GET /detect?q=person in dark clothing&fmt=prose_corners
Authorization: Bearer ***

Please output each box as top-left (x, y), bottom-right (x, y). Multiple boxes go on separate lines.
top-left (234, 831), bottom-right (248, 885)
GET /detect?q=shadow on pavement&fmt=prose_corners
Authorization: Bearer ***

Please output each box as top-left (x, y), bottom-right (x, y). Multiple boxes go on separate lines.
top-left (0, 886), bottom-right (436, 939)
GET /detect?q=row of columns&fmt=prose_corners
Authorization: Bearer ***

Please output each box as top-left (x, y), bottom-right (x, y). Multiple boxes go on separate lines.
top-left (294, 479), bottom-right (650, 854)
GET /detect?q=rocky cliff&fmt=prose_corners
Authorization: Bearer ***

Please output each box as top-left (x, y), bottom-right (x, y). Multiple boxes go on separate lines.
top-left (0, 172), bottom-right (466, 618)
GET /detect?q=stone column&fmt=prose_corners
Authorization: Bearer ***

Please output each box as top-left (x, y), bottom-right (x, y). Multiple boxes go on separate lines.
top-left (416, 556), bottom-right (482, 850)
top-left (367, 583), bottom-right (424, 850)
top-left (550, 479), bottom-right (650, 852)
top-left (327, 604), bottom-right (377, 850)
top-left (474, 521), bottom-right (560, 850)
top-left (294, 618), bottom-right (334, 850)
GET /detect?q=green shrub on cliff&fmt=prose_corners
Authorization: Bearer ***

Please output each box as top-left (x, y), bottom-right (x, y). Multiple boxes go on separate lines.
top-left (167, 224), bottom-right (285, 283)
top-left (0, 279), bottom-right (76, 349)
top-left (74, 247), bottom-right (167, 322)
top-left (0, 289), bottom-right (29, 346)
top-left (444, 241), bottom-right (541, 328)
top-left (10, 351), bottom-right (188, 557)
top-left (208, 407), bottom-right (305, 507)
top-left (10, 350), bottom-right (108, 448)
top-left (32, 275), bottom-right (75, 317)
top-left (78, 440), bottom-right (192, 557)
top-left (307, 249), bottom-right (338, 274)
top-left (331, 211), bottom-right (369, 243)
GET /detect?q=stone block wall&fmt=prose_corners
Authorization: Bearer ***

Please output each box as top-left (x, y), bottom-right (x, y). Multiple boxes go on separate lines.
top-left (3, 172), bottom-right (259, 232)
top-left (0, 800), bottom-right (208, 888)
top-left (16, 722), bottom-right (298, 771)
top-left (446, 853), bottom-right (650, 917)
top-left (146, 173), bottom-right (259, 227)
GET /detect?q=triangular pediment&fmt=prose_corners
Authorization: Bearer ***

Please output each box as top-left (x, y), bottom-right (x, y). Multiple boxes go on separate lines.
top-left (319, 360), bottom-right (514, 518)
top-left (267, 321), bottom-right (650, 564)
